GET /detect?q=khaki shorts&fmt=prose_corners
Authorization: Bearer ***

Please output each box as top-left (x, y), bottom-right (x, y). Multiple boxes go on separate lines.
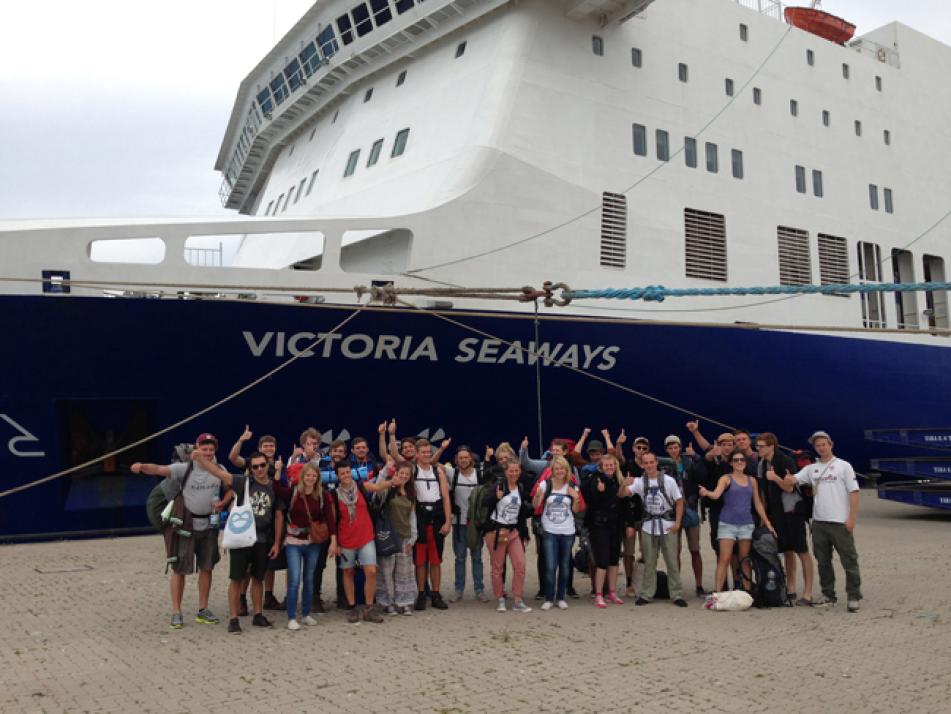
top-left (173, 528), bottom-right (220, 575)
top-left (623, 526), bottom-right (639, 558)
top-left (679, 525), bottom-right (701, 554)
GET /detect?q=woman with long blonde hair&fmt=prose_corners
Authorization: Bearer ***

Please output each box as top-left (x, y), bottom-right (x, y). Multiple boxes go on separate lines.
top-left (581, 453), bottom-right (630, 608)
top-left (532, 456), bottom-right (582, 610)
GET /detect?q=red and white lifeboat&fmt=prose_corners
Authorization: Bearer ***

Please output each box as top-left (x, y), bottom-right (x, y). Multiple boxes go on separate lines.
top-left (784, 6), bottom-right (856, 45)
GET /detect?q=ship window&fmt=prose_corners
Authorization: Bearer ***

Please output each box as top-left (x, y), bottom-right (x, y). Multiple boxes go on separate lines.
top-left (392, 128), bottom-right (410, 157)
top-left (632, 124), bottom-right (647, 156)
top-left (318, 26), bottom-right (339, 59)
top-left (858, 242), bottom-right (886, 328)
top-left (270, 75), bottom-right (289, 106)
top-left (812, 170), bottom-right (824, 198)
top-left (790, 99), bottom-right (798, 117)
top-left (923, 255), bottom-right (949, 331)
top-left (456, 41), bottom-right (467, 59)
top-left (284, 186), bottom-right (295, 211)
top-left (265, 200), bottom-right (274, 216)
top-left (854, 120), bottom-right (862, 136)
top-left (632, 47), bottom-right (642, 67)
top-left (344, 150), bottom-right (361, 177)
top-left (705, 142), bottom-right (718, 173)
top-left (656, 129), bottom-right (670, 161)
top-left (309, 127), bottom-right (317, 141)
top-left (678, 63), bottom-right (688, 82)
top-left (739, 23), bottom-right (748, 42)
top-left (875, 75), bottom-right (882, 91)
top-left (367, 138), bottom-right (384, 167)
top-left (892, 248), bottom-right (919, 329)
top-left (396, 0), bottom-right (415, 13)
top-left (284, 58), bottom-right (303, 91)
top-left (795, 165), bottom-right (806, 194)
top-left (370, 0), bottom-right (392, 26)
top-left (822, 110), bottom-right (830, 126)
top-left (600, 192), bottom-right (627, 269)
top-left (684, 137), bottom-right (697, 168)
top-left (593, 35), bottom-right (604, 56)
top-left (256, 87), bottom-right (273, 116)
top-left (306, 169), bottom-right (319, 196)
top-left (842, 63), bottom-right (850, 79)
top-left (397, 70), bottom-right (407, 87)
top-left (884, 188), bottom-right (894, 214)
top-left (288, 143), bottom-right (295, 158)
top-left (818, 233), bottom-right (849, 290)
top-left (295, 178), bottom-right (306, 203)
top-left (777, 226), bottom-right (811, 286)
top-left (806, 49), bottom-right (815, 66)
top-left (869, 185), bottom-right (879, 210)
top-left (332, 109), bottom-right (339, 124)
top-left (364, 88), bottom-right (373, 103)
top-left (352, 4), bottom-right (373, 37)
top-left (725, 78), bottom-right (734, 96)
top-left (300, 43), bottom-right (319, 77)
top-left (753, 87), bottom-right (762, 105)
top-left (883, 129), bottom-right (891, 145)
top-left (337, 15), bottom-right (354, 45)
top-left (731, 149), bottom-right (744, 179)
top-left (684, 208), bottom-right (727, 282)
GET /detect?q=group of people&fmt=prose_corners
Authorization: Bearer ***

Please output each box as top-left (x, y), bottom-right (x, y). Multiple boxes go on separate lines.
top-left (131, 419), bottom-right (864, 632)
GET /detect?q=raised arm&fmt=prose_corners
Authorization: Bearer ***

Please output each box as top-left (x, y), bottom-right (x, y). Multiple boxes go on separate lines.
top-left (433, 438), bottom-right (450, 464)
top-left (192, 451), bottom-right (233, 487)
top-left (130, 462), bottom-right (172, 477)
top-left (229, 425), bottom-right (252, 469)
top-left (601, 429), bottom-right (615, 452)
top-left (698, 474), bottom-right (731, 500)
top-left (686, 420), bottom-right (711, 452)
top-left (377, 421), bottom-right (389, 463)
top-left (519, 437), bottom-right (549, 475)
top-left (573, 428), bottom-right (591, 456)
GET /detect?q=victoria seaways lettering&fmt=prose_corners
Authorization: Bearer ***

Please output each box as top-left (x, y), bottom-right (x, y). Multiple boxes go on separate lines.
top-left (243, 332), bottom-right (619, 371)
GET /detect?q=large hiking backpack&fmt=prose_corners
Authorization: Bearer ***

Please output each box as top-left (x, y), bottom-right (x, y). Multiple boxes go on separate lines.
top-left (466, 481), bottom-right (494, 550)
top-left (740, 527), bottom-right (787, 608)
top-left (145, 444), bottom-right (194, 530)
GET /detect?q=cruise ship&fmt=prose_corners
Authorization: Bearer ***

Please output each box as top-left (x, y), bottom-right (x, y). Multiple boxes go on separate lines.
top-left (3, 0), bottom-right (951, 539)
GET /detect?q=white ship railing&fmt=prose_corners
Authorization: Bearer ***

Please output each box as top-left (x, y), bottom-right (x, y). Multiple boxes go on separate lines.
top-left (734, 0), bottom-right (784, 21)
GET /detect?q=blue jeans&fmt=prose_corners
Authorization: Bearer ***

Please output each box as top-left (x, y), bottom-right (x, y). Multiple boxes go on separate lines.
top-left (542, 532), bottom-right (574, 602)
top-left (286, 542), bottom-right (323, 620)
top-left (452, 523), bottom-right (485, 593)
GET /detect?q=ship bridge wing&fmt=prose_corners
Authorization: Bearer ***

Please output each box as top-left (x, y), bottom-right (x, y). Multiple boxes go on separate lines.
top-left (564, 0), bottom-right (655, 22)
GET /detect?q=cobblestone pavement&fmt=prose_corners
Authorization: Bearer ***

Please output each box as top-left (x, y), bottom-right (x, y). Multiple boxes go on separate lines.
top-left (1, 492), bottom-right (949, 713)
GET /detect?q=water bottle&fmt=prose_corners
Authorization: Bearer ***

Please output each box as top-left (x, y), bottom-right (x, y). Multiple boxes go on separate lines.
top-left (209, 511), bottom-right (220, 529)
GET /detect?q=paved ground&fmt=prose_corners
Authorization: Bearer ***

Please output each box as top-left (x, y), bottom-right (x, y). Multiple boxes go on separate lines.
top-left (1, 491), bottom-right (949, 713)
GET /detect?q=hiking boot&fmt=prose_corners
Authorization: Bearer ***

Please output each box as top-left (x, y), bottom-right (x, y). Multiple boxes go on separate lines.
top-left (302, 615), bottom-right (318, 626)
top-left (414, 592), bottom-right (428, 611)
top-left (813, 595), bottom-right (837, 608)
top-left (287, 619), bottom-right (301, 631)
top-left (347, 606), bottom-right (361, 624)
top-left (673, 598), bottom-right (688, 608)
top-left (312, 598), bottom-right (326, 615)
top-left (263, 593), bottom-right (283, 611)
top-left (170, 613), bottom-right (184, 630)
top-left (363, 605), bottom-right (384, 624)
top-left (496, 598), bottom-right (507, 612)
top-left (541, 601), bottom-right (553, 611)
top-left (512, 600), bottom-right (532, 614)
top-left (635, 597), bottom-right (650, 606)
top-left (475, 591), bottom-right (490, 603)
top-left (847, 599), bottom-right (862, 613)
top-left (195, 608), bottom-right (219, 625)
top-left (567, 587), bottom-right (580, 600)
top-left (557, 600), bottom-right (569, 610)
top-left (594, 595), bottom-right (607, 609)
top-left (430, 592), bottom-right (449, 610)
top-left (384, 604), bottom-right (398, 616)
top-left (227, 618), bottom-right (241, 634)
top-left (533, 591), bottom-right (545, 601)
top-left (251, 613), bottom-right (272, 628)
top-left (238, 595), bottom-right (249, 617)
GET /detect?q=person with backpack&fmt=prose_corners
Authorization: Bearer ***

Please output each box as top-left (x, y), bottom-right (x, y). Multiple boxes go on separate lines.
top-left (134, 433), bottom-right (229, 630)
top-left (482, 461), bottom-right (533, 613)
top-left (581, 452), bottom-right (634, 608)
top-left (446, 445), bottom-right (488, 603)
top-left (629, 452), bottom-right (689, 607)
top-left (412, 439), bottom-right (453, 611)
top-left (373, 460), bottom-right (419, 615)
top-left (783, 431), bottom-right (863, 612)
top-left (532, 456), bottom-right (583, 610)
top-left (699, 449), bottom-right (774, 595)
top-left (664, 435), bottom-right (707, 598)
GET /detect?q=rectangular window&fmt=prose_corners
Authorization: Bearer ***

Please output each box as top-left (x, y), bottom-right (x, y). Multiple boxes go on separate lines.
top-left (806, 49), bottom-right (815, 66)
top-left (884, 129), bottom-right (891, 145)
top-left (678, 63), bottom-right (688, 82)
top-left (923, 254), bottom-right (950, 330)
top-left (300, 43), bottom-right (319, 77)
top-left (812, 170), bottom-right (824, 198)
top-left (364, 88), bottom-right (373, 103)
top-left (632, 124), bottom-right (647, 156)
top-left (370, 0), bottom-right (392, 26)
top-left (795, 165), bottom-right (806, 194)
top-left (731, 149), bottom-right (744, 179)
top-left (270, 75), bottom-right (289, 106)
top-left (592, 35), bottom-right (604, 56)
top-left (395, 0), bottom-right (415, 13)
top-left (854, 120), bottom-right (862, 136)
top-left (367, 138), bottom-right (384, 166)
top-left (600, 192), bottom-right (627, 269)
top-left (842, 63), bottom-right (850, 79)
top-left (739, 23), bottom-right (749, 41)
top-left (317, 26), bottom-right (339, 59)
top-left (684, 137), bottom-right (697, 168)
top-left (455, 41), bottom-right (467, 59)
top-left (336, 15), bottom-right (354, 45)
top-left (656, 129), bottom-right (670, 161)
top-left (631, 47), bottom-right (642, 67)
top-left (725, 78), bottom-right (734, 96)
top-left (790, 99), bottom-right (798, 117)
top-left (858, 241), bottom-right (886, 328)
top-left (309, 127), bottom-right (317, 141)
top-left (869, 184), bottom-right (879, 210)
top-left (392, 128), bottom-right (410, 157)
top-left (753, 87), bottom-right (762, 105)
top-left (818, 233), bottom-right (849, 288)
top-left (777, 226), bottom-right (811, 286)
top-left (892, 249), bottom-right (919, 329)
top-left (396, 70), bottom-right (407, 87)
top-left (284, 58), bottom-right (303, 91)
top-left (352, 3), bottom-right (373, 37)
top-left (875, 75), bottom-right (882, 91)
top-left (705, 142), bottom-right (718, 173)
top-left (295, 178), bottom-right (306, 203)
top-left (685, 208), bottom-right (727, 281)
top-left (344, 150), bottom-right (360, 177)
top-left (256, 88), bottom-right (273, 116)
top-left (884, 188), bottom-right (894, 214)
top-left (822, 110), bottom-right (830, 126)
top-left (306, 169), bottom-right (319, 196)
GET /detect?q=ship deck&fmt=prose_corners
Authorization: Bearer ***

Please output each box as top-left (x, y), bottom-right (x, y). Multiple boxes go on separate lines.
top-left (0, 491), bottom-right (948, 712)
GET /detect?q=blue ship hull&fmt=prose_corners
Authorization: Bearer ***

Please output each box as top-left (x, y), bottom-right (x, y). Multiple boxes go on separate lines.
top-left (2, 295), bottom-right (949, 540)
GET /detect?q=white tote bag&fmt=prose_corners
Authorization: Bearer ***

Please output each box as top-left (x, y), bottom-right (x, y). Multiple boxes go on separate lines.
top-left (222, 476), bottom-right (257, 549)
top-left (705, 590), bottom-right (754, 612)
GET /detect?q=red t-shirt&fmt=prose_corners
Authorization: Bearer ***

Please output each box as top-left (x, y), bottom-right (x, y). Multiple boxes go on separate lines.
top-left (335, 487), bottom-right (374, 549)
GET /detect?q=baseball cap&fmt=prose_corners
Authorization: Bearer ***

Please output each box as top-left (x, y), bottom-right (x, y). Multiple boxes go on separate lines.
top-left (586, 439), bottom-right (605, 453)
top-left (808, 430), bottom-right (832, 445)
top-left (195, 432), bottom-right (218, 446)
top-left (664, 435), bottom-right (681, 446)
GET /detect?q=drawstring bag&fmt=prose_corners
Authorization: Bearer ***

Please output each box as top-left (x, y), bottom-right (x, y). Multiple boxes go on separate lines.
top-left (704, 590), bottom-right (754, 611)
top-left (222, 476), bottom-right (257, 549)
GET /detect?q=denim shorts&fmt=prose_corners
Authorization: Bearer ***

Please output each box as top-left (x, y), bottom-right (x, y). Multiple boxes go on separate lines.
top-left (717, 521), bottom-right (755, 541)
top-left (339, 540), bottom-right (377, 570)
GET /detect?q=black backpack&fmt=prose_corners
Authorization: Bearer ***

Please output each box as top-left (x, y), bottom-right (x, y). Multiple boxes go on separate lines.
top-left (740, 528), bottom-right (787, 608)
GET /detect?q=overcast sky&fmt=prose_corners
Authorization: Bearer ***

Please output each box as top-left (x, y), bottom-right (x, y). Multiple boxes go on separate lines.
top-left (1, 0), bottom-right (948, 221)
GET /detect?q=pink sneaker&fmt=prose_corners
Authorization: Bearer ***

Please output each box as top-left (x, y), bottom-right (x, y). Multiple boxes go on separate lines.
top-left (594, 594), bottom-right (608, 609)
top-left (607, 591), bottom-right (625, 605)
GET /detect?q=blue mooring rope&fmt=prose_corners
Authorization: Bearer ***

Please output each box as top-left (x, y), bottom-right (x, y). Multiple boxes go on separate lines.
top-left (565, 281), bottom-right (951, 303)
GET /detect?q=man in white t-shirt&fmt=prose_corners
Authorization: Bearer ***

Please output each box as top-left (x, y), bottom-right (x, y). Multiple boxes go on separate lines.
top-left (628, 453), bottom-right (687, 607)
top-left (412, 440), bottom-right (453, 610)
top-left (783, 431), bottom-right (862, 612)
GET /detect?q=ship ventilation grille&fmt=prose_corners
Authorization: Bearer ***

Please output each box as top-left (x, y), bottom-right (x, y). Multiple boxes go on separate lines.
top-left (684, 208), bottom-right (727, 281)
top-left (818, 234), bottom-right (849, 286)
top-left (777, 226), bottom-right (811, 286)
top-left (600, 192), bottom-right (627, 268)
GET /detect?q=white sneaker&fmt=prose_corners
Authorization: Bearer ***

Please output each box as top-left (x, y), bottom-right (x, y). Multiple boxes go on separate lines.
top-left (541, 601), bottom-right (553, 611)
top-left (302, 616), bottom-right (318, 626)
top-left (449, 591), bottom-right (464, 603)
top-left (475, 591), bottom-right (490, 603)
top-left (287, 619), bottom-right (301, 631)
top-left (556, 600), bottom-right (569, 610)
top-left (512, 600), bottom-right (533, 614)
top-left (847, 599), bottom-right (861, 613)
top-left (496, 597), bottom-right (507, 612)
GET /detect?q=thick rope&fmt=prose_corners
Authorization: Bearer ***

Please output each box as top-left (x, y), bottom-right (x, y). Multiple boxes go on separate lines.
top-left (0, 303), bottom-right (369, 500)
